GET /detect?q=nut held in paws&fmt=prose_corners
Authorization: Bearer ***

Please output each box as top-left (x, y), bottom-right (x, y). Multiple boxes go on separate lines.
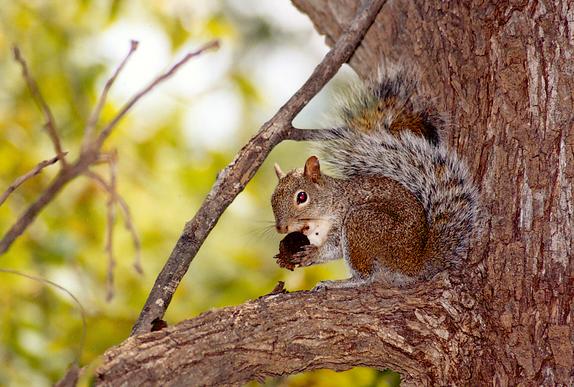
top-left (274, 232), bottom-right (310, 270)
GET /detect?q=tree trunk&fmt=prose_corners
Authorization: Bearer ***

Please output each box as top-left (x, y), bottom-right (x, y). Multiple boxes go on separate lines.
top-left (289, 0), bottom-right (572, 383)
top-left (96, 1), bottom-right (573, 385)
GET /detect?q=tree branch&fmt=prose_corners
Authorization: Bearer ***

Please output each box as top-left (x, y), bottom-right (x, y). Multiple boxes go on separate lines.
top-left (284, 126), bottom-right (343, 141)
top-left (0, 41), bottom-right (217, 255)
top-left (83, 40), bottom-right (139, 148)
top-left (0, 153), bottom-right (67, 207)
top-left (12, 46), bottom-right (67, 165)
top-left (85, 170), bottom-right (142, 274)
top-left (98, 276), bottom-right (483, 386)
top-left (104, 150), bottom-right (118, 301)
top-left (130, 0), bottom-right (388, 336)
top-left (94, 40), bottom-right (219, 150)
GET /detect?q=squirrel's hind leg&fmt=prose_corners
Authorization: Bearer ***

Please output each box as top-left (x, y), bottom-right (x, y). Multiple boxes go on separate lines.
top-left (341, 200), bottom-right (427, 286)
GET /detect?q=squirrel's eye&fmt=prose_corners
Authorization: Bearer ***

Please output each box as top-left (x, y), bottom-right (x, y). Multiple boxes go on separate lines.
top-left (296, 191), bottom-right (308, 205)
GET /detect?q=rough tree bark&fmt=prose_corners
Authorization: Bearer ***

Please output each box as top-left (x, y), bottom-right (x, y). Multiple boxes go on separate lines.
top-left (96, 1), bottom-right (573, 385)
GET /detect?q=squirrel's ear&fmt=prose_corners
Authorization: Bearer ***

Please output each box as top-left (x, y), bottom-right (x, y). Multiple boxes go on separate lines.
top-left (304, 156), bottom-right (321, 183)
top-left (274, 163), bottom-right (286, 179)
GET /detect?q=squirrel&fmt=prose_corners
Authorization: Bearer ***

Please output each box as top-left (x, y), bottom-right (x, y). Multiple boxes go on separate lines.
top-left (271, 65), bottom-right (478, 288)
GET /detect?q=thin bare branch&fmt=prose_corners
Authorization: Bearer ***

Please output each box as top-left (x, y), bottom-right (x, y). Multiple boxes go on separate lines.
top-left (1, 42), bottom-right (216, 255)
top-left (85, 170), bottom-right (142, 274)
top-left (0, 268), bottom-right (87, 362)
top-left (83, 40), bottom-right (139, 149)
top-left (94, 40), bottom-right (220, 150)
top-left (131, 0), bottom-right (387, 335)
top-left (0, 153), bottom-right (67, 207)
top-left (118, 195), bottom-right (143, 274)
top-left (0, 168), bottom-right (70, 254)
top-left (12, 46), bottom-right (66, 164)
top-left (105, 150), bottom-right (118, 302)
top-left (284, 126), bottom-right (342, 141)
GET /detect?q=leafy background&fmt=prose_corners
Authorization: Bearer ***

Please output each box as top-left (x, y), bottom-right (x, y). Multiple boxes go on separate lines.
top-left (0, 1), bottom-right (399, 386)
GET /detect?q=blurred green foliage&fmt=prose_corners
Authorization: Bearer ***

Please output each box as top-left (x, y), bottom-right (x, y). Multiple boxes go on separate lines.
top-left (0, 1), bottom-right (399, 386)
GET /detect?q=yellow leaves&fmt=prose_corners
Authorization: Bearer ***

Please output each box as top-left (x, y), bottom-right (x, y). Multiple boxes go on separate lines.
top-left (204, 14), bottom-right (237, 40)
top-left (0, 1), bottom-right (396, 385)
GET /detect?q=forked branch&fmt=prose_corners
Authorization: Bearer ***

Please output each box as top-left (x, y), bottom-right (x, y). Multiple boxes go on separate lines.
top-left (0, 153), bottom-right (67, 207)
top-left (85, 170), bottom-right (142, 274)
top-left (0, 41), bottom-right (219, 256)
top-left (12, 47), bottom-right (66, 164)
top-left (130, 0), bottom-right (388, 336)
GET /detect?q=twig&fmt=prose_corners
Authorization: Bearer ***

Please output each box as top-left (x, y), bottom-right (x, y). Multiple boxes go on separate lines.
top-left (94, 40), bottom-right (220, 150)
top-left (0, 168), bottom-right (71, 254)
top-left (84, 170), bottom-right (142, 275)
top-left (105, 150), bottom-right (118, 301)
top-left (12, 46), bottom-right (67, 165)
top-left (0, 42), bottom-right (218, 255)
top-left (83, 40), bottom-right (139, 149)
top-left (0, 153), bottom-right (67, 207)
top-left (130, 0), bottom-right (387, 336)
top-left (284, 125), bottom-right (342, 141)
top-left (0, 268), bottom-right (87, 362)
top-left (118, 194), bottom-right (143, 274)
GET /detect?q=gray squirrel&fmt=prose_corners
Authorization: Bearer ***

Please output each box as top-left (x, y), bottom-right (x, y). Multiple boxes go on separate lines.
top-left (271, 66), bottom-right (478, 288)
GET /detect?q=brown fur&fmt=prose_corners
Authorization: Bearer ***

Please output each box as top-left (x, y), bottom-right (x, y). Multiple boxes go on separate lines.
top-left (348, 98), bottom-right (439, 145)
top-left (389, 111), bottom-right (426, 138)
top-left (342, 177), bottom-right (428, 278)
top-left (271, 162), bottom-right (432, 284)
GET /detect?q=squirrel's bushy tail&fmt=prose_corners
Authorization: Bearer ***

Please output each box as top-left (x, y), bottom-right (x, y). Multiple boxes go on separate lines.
top-left (318, 65), bottom-right (478, 275)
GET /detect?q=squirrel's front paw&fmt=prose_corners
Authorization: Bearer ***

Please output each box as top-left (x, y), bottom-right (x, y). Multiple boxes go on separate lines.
top-left (291, 244), bottom-right (318, 267)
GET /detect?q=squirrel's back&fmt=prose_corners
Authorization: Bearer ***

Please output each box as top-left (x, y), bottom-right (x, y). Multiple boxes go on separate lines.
top-left (318, 65), bottom-right (478, 274)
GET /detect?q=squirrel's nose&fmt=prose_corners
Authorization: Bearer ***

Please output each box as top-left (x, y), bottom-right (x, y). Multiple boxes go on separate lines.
top-left (275, 224), bottom-right (288, 233)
